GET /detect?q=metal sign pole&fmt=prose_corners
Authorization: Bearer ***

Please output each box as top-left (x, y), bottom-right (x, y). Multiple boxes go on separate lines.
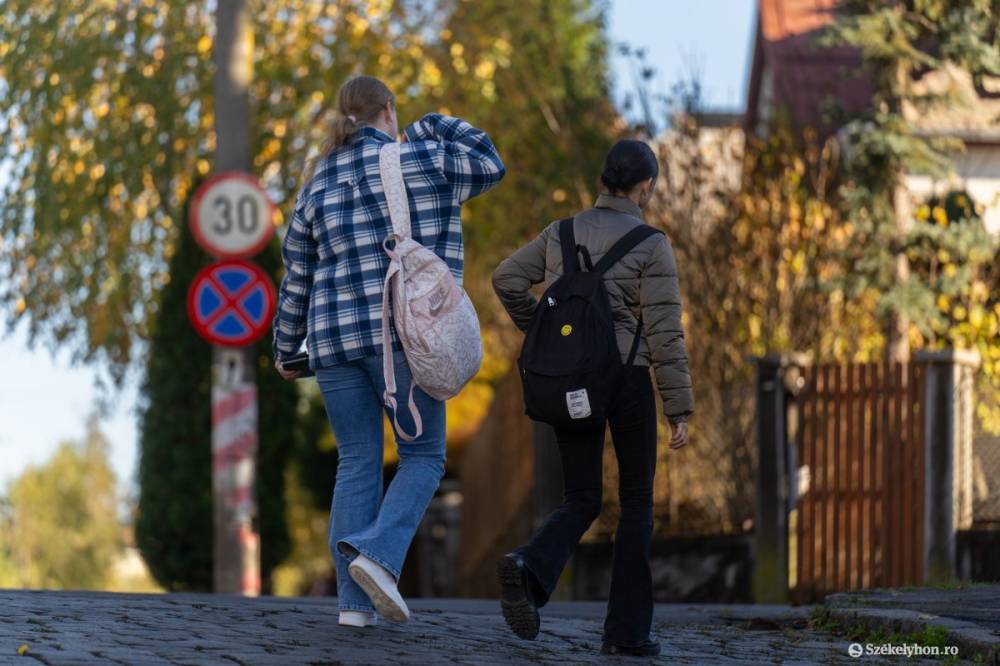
top-left (212, 0), bottom-right (259, 596)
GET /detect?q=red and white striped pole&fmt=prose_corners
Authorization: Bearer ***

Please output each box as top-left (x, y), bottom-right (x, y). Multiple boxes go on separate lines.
top-left (212, 350), bottom-right (260, 596)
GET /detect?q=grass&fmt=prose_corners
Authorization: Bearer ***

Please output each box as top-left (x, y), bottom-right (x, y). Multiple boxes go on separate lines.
top-left (808, 607), bottom-right (966, 663)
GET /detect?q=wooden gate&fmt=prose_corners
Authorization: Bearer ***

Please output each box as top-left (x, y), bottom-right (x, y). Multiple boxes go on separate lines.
top-left (791, 361), bottom-right (926, 603)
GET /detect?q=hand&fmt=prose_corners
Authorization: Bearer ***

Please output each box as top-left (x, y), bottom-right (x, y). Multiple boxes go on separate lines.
top-left (274, 359), bottom-right (301, 381)
top-left (668, 421), bottom-right (688, 450)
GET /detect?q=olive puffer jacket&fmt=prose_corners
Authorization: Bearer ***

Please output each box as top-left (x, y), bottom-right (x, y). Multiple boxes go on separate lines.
top-left (491, 194), bottom-right (694, 423)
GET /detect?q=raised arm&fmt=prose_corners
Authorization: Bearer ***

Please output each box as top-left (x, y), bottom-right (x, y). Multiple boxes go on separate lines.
top-left (639, 235), bottom-right (694, 424)
top-left (404, 113), bottom-right (505, 203)
top-left (491, 222), bottom-right (553, 333)
top-left (272, 190), bottom-right (317, 361)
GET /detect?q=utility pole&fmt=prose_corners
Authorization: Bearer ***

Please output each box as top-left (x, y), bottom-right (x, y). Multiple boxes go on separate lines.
top-left (211, 0), bottom-right (260, 596)
top-left (888, 62), bottom-right (912, 364)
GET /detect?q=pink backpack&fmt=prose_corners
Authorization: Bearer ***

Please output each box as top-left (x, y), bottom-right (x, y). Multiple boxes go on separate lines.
top-left (379, 142), bottom-right (483, 440)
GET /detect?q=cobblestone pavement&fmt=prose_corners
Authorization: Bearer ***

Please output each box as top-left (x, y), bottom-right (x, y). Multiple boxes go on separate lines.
top-left (1, 590), bottom-right (946, 665)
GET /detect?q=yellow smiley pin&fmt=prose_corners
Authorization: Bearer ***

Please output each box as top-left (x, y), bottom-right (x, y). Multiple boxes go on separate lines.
top-left (561, 324), bottom-right (573, 336)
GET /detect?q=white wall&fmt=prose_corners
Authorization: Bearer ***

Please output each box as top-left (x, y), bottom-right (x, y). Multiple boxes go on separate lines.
top-left (906, 144), bottom-right (1000, 234)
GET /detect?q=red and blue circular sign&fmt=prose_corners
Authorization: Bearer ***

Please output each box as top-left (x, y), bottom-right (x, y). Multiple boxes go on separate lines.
top-left (187, 260), bottom-right (276, 347)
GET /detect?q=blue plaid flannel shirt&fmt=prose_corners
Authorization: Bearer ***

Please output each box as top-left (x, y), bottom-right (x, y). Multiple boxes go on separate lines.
top-left (272, 113), bottom-right (505, 368)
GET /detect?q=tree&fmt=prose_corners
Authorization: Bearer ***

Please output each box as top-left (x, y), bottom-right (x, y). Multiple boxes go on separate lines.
top-left (641, 96), bottom-right (878, 532)
top-left (0, 1), bottom-right (424, 381)
top-left (0, 423), bottom-right (121, 589)
top-left (826, 1), bottom-right (1000, 430)
top-left (905, 193), bottom-right (1000, 432)
top-left (0, 1), bottom-right (214, 379)
top-left (826, 0), bottom-right (1000, 361)
top-left (426, 0), bottom-right (617, 317)
top-left (1, 0), bottom-right (617, 380)
top-left (134, 200), bottom-right (214, 592)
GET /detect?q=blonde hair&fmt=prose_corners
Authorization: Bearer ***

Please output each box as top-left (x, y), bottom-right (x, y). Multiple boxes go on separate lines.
top-left (302, 75), bottom-right (395, 184)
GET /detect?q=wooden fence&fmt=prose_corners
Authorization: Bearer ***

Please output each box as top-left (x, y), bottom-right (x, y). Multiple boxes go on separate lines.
top-left (793, 361), bottom-right (926, 603)
top-left (754, 351), bottom-right (980, 604)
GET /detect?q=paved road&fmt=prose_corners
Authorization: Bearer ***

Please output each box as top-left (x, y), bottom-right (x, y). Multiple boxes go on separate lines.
top-left (2, 590), bottom-right (932, 665)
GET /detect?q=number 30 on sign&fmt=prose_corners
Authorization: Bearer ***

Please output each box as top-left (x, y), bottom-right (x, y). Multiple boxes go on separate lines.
top-left (190, 172), bottom-right (276, 259)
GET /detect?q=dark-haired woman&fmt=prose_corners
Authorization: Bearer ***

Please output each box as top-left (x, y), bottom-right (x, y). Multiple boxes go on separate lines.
top-left (491, 139), bottom-right (693, 656)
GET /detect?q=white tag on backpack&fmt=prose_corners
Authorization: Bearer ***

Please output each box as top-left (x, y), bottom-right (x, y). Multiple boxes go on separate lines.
top-left (566, 389), bottom-right (592, 419)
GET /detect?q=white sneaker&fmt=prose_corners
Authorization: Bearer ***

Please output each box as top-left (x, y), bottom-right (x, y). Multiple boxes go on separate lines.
top-left (348, 554), bottom-right (410, 623)
top-left (338, 611), bottom-right (377, 627)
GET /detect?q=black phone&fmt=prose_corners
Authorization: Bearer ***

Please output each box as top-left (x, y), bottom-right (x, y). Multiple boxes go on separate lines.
top-left (281, 351), bottom-right (315, 378)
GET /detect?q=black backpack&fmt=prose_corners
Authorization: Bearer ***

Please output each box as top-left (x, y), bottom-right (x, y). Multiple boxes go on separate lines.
top-left (518, 217), bottom-right (663, 428)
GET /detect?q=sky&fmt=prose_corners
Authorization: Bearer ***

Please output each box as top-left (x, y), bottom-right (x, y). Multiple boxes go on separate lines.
top-left (608, 0), bottom-right (757, 115)
top-left (0, 0), bottom-right (758, 493)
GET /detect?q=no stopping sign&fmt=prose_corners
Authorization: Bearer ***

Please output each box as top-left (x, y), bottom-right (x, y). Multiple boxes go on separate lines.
top-left (187, 260), bottom-right (276, 347)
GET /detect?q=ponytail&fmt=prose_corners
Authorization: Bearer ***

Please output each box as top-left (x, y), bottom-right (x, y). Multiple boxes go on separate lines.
top-left (302, 114), bottom-right (360, 185)
top-left (301, 75), bottom-right (395, 185)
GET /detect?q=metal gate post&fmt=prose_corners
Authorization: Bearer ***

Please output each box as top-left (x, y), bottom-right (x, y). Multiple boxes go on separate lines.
top-left (753, 355), bottom-right (791, 603)
top-left (917, 349), bottom-right (980, 584)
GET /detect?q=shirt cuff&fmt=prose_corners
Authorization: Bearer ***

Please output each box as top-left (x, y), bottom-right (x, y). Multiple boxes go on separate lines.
top-left (403, 114), bottom-right (441, 142)
top-left (273, 341), bottom-right (301, 363)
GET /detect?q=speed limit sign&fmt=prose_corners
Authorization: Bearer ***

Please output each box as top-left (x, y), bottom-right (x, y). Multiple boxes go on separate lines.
top-left (190, 172), bottom-right (276, 259)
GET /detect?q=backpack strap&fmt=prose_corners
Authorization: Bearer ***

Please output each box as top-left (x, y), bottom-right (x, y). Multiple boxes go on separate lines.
top-left (592, 224), bottom-right (663, 275)
top-left (379, 142), bottom-right (412, 241)
top-left (379, 141), bottom-right (422, 442)
top-left (557, 217), bottom-right (579, 275)
top-left (592, 225), bottom-right (664, 367)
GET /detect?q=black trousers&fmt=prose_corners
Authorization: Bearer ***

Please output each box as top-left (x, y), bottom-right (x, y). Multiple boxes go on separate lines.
top-left (514, 366), bottom-right (658, 647)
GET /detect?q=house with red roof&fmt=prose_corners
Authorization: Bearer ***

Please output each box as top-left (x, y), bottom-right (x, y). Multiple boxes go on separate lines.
top-left (746, 0), bottom-right (1000, 233)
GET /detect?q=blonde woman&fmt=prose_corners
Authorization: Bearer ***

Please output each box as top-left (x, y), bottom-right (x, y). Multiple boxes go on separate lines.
top-left (273, 75), bottom-right (504, 626)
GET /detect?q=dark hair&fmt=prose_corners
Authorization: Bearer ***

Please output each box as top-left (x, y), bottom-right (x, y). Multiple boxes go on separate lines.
top-left (599, 139), bottom-right (659, 194)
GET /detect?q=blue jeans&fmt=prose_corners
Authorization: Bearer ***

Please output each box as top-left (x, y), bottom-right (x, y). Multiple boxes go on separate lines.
top-left (316, 351), bottom-right (446, 613)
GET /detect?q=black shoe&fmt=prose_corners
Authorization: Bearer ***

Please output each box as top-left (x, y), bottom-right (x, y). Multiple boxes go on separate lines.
top-left (496, 554), bottom-right (540, 640)
top-left (600, 640), bottom-right (661, 657)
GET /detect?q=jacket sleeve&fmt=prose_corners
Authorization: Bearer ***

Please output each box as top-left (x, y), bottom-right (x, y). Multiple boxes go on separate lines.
top-left (403, 113), bottom-right (506, 203)
top-left (639, 235), bottom-right (694, 423)
top-left (272, 189), bottom-right (317, 362)
top-left (491, 223), bottom-right (552, 333)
